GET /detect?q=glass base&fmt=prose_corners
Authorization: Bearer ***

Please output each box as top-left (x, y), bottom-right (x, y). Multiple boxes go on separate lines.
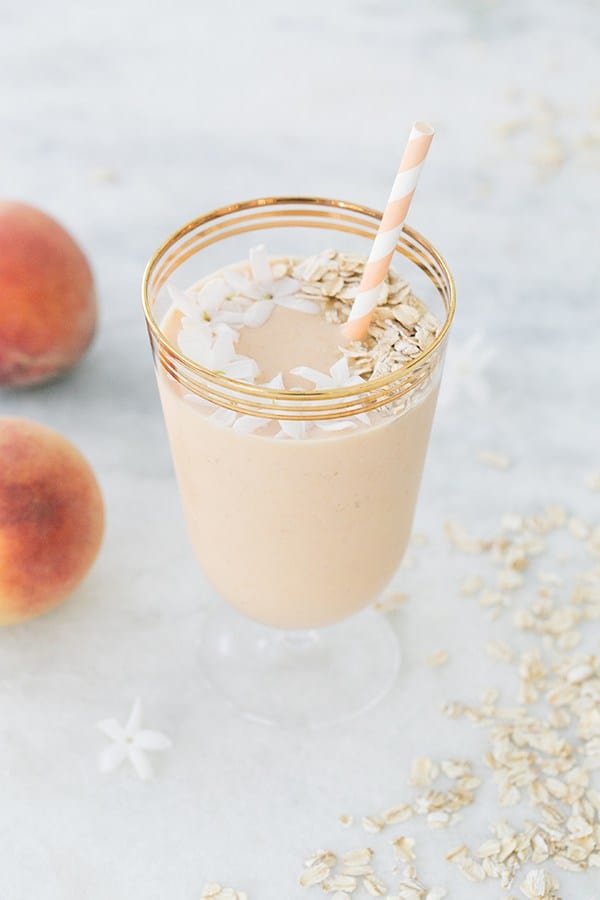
top-left (198, 603), bottom-right (400, 728)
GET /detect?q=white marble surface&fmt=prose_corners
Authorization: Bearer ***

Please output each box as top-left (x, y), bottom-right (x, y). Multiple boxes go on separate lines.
top-left (1, 0), bottom-right (599, 897)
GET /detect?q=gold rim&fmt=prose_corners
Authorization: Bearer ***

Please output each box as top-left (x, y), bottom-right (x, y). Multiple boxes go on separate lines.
top-left (141, 196), bottom-right (456, 403)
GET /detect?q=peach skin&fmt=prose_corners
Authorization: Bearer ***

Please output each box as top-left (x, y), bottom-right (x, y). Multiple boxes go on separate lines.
top-left (0, 201), bottom-right (97, 387)
top-left (0, 418), bottom-right (104, 624)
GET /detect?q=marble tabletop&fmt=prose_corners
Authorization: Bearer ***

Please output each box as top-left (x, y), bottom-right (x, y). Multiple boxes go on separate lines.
top-left (0, 0), bottom-right (599, 897)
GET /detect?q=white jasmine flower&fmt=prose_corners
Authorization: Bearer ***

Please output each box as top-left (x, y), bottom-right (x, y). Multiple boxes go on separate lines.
top-left (291, 356), bottom-right (365, 391)
top-left (198, 373), bottom-right (315, 440)
top-left (190, 276), bottom-right (230, 307)
top-left (232, 373), bottom-right (285, 435)
top-left (291, 357), bottom-right (370, 432)
top-left (439, 332), bottom-right (496, 408)
top-left (168, 280), bottom-right (229, 322)
top-left (275, 418), bottom-right (312, 440)
top-left (243, 373), bottom-right (319, 440)
top-left (225, 245), bottom-right (319, 315)
top-left (169, 273), bottom-right (271, 331)
top-left (169, 243), bottom-right (317, 332)
top-left (222, 299), bottom-right (274, 328)
top-left (191, 374), bottom-right (286, 435)
top-left (96, 698), bottom-right (172, 781)
top-left (184, 365), bottom-right (370, 440)
top-left (177, 321), bottom-right (258, 382)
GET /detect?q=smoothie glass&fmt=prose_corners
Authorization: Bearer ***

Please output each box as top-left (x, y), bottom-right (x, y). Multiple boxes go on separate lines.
top-left (143, 197), bottom-right (455, 727)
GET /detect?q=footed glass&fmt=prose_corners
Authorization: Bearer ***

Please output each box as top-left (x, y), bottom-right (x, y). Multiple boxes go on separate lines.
top-left (142, 197), bottom-right (455, 728)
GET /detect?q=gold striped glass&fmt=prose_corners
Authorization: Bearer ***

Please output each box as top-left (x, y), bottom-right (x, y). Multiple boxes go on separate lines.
top-left (141, 197), bottom-right (455, 728)
top-left (142, 197), bottom-right (455, 422)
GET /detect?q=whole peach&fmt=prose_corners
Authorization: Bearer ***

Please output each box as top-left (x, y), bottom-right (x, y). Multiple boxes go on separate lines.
top-left (0, 418), bottom-right (104, 624)
top-left (0, 201), bottom-right (96, 386)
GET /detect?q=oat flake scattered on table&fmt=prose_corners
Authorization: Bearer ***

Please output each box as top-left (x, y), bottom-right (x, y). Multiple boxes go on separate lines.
top-left (199, 502), bottom-right (598, 898)
top-left (201, 885), bottom-right (248, 900)
top-left (295, 500), bottom-right (599, 898)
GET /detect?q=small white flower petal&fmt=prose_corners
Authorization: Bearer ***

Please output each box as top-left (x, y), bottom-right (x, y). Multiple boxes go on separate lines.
top-left (179, 317), bottom-right (214, 336)
top-left (224, 356), bottom-right (259, 382)
top-left (224, 274), bottom-right (265, 301)
top-left (167, 283), bottom-right (197, 318)
top-left (177, 331), bottom-right (213, 365)
top-left (210, 330), bottom-right (238, 370)
top-left (221, 295), bottom-right (250, 310)
top-left (212, 322), bottom-right (240, 341)
top-left (127, 745), bottom-right (154, 781)
top-left (216, 309), bottom-right (246, 326)
top-left (270, 276), bottom-right (300, 297)
top-left (210, 408), bottom-right (238, 428)
top-left (264, 372), bottom-right (285, 390)
top-left (329, 356), bottom-right (350, 383)
top-left (315, 418), bottom-right (357, 432)
top-left (125, 698), bottom-right (143, 736)
top-left (233, 415), bottom-right (269, 435)
top-left (243, 300), bottom-right (274, 328)
top-left (99, 742), bottom-right (128, 773)
top-left (290, 366), bottom-right (333, 389)
top-left (227, 293), bottom-right (254, 306)
top-left (95, 718), bottom-right (126, 741)
top-left (193, 277), bottom-right (229, 307)
top-left (249, 244), bottom-right (272, 284)
top-left (135, 730), bottom-right (172, 751)
top-left (275, 295), bottom-right (319, 314)
top-left (277, 419), bottom-right (311, 439)
top-left (223, 268), bottom-right (253, 295)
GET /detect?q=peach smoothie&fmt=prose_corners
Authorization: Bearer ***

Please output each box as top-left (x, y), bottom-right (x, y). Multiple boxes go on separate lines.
top-left (156, 247), bottom-right (442, 630)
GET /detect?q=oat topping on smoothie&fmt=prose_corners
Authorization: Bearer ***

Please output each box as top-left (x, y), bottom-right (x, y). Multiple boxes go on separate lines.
top-left (167, 245), bottom-right (440, 389)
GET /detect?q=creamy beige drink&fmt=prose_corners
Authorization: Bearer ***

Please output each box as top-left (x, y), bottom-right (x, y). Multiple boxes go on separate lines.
top-left (156, 247), bottom-right (442, 630)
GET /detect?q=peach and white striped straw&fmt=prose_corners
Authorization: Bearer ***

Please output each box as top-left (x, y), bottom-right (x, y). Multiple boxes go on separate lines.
top-left (343, 121), bottom-right (435, 342)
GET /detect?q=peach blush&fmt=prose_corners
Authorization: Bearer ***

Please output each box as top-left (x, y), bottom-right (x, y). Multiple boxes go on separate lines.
top-left (0, 418), bottom-right (104, 624)
top-left (0, 201), bottom-right (96, 387)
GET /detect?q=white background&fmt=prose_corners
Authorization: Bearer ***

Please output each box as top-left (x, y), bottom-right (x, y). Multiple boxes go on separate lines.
top-left (0, 0), bottom-right (598, 897)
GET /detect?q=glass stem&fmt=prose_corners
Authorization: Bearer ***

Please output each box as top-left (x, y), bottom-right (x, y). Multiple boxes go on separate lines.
top-left (279, 629), bottom-right (320, 652)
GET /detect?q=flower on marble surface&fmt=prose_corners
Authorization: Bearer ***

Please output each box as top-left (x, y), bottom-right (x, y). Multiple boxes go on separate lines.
top-left (438, 332), bottom-right (496, 409)
top-left (96, 698), bottom-right (172, 781)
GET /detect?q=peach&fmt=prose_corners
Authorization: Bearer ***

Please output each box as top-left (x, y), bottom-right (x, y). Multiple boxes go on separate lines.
top-left (0, 201), bottom-right (96, 387)
top-left (0, 418), bottom-right (104, 624)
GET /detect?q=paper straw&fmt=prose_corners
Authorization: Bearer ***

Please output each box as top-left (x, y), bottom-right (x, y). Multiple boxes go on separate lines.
top-left (343, 121), bottom-right (435, 342)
